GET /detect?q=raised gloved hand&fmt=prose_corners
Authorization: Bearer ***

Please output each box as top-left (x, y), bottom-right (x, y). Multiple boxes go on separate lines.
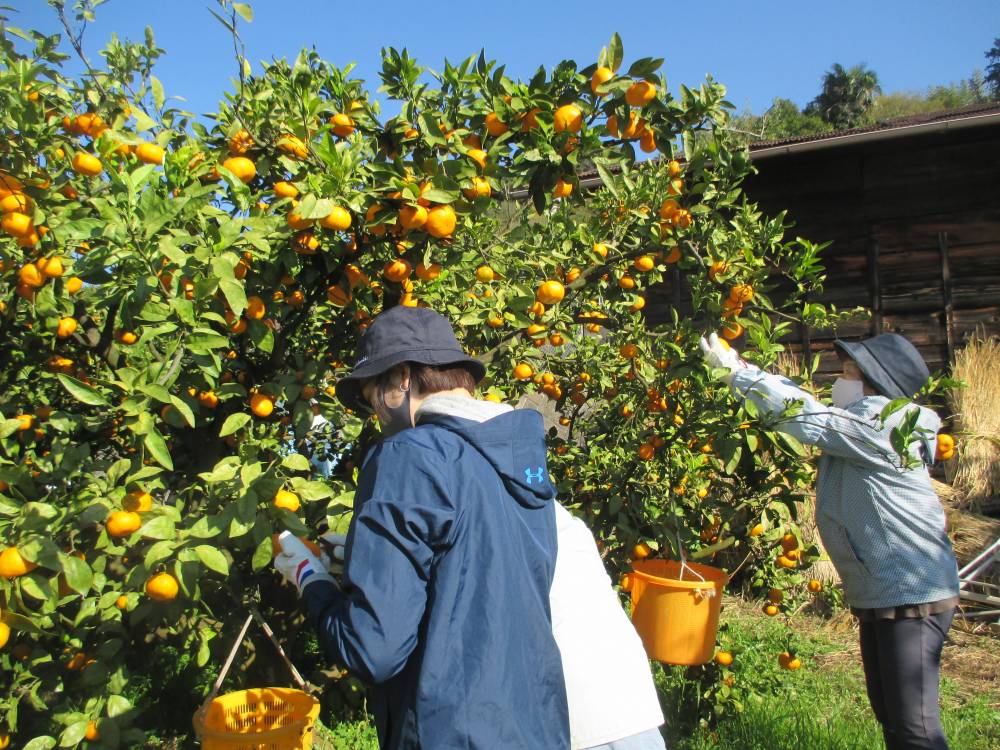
top-left (699, 333), bottom-right (746, 383)
top-left (273, 531), bottom-right (338, 595)
top-left (319, 532), bottom-right (347, 564)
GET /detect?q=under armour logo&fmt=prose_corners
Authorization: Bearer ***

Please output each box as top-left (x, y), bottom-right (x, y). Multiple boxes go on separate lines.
top-left (524, 466), bottom-right (545, 484)
top-left (355, 355), bottom-right (369, 365)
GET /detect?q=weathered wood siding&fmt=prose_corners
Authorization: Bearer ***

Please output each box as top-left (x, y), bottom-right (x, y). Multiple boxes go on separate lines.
top-left (739, 122), bottom-right (1000, 376)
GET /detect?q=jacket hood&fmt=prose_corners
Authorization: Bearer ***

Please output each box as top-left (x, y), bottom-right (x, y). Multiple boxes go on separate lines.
top-left (418, 410), bottom-right (556, 509)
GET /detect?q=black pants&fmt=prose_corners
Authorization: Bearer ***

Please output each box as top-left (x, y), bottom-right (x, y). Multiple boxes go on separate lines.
top-left (859, 608), bottom-right (954, 750)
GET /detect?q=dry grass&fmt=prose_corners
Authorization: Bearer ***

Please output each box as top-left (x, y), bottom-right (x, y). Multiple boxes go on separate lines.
top-left (947, 333), bottom-right (1000, 512)
top-left (772, 350), bottom-right (821, 398)
top-left (946, 499), bottom-right (1000, 571)
top-left (725, 594), bottom-right (1000, 704)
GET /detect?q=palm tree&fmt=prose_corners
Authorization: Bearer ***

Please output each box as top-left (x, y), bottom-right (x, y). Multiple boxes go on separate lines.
top-left (985, 37), bottom-right (1000, 100)
top-left (806, 63), bottom-right (882, 129)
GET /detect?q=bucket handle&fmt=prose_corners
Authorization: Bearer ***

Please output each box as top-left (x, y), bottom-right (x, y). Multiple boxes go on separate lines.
top-left (676, 532), bottom-right (716, 602)
top-left (193, 603), bottom-right (314, 739)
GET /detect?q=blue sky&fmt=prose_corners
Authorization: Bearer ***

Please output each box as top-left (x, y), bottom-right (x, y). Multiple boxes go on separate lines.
top-left (11, 0), bottom-right (1000, 119)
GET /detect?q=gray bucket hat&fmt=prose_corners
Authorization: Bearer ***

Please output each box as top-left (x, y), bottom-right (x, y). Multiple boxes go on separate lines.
top-left (336, 306), bottom-right (485, 413)
top-left (833, 333), bottom-right (931, 400)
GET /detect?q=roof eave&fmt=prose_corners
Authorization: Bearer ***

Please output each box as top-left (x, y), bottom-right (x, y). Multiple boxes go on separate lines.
top-left (748, 110), bottom-right (1000, 161)
top-left (509, 109), bottom-right (1000, 198)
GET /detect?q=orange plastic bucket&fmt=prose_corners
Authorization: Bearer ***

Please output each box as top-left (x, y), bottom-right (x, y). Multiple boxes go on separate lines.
top-left (627, 559), bottom-right (728, 666)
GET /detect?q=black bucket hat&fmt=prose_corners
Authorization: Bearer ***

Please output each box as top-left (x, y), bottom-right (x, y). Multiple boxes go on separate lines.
top-left (833, 333), bottom-right (930, 400)
top-left (336, 306), bottom-right (486, 413)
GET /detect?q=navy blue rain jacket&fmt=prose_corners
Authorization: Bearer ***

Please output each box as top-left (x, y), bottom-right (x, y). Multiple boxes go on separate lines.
top-left (302, 410), bottom-right (570, 749)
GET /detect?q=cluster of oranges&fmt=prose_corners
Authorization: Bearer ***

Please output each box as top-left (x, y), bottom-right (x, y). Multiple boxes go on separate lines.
top-left (720, 283), bottom-right (754, 341)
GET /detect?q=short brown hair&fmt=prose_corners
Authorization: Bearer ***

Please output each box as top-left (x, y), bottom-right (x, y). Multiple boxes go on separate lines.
top-left (409, 363), bottom-right (476, 395)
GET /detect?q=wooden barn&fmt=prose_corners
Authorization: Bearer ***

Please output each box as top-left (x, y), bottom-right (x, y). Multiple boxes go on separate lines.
top-left (738, 102), bottom-right (1000, 377)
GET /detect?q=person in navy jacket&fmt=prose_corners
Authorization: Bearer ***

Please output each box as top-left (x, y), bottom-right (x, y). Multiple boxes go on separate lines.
top-left (273, 306), bottom-right (569, 750)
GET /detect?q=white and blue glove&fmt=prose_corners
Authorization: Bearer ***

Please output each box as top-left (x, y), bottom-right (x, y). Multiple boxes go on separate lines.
top-left (273, 531), bottom-right (338, 595)
top-left (699, 333), bottom-right (747, 384)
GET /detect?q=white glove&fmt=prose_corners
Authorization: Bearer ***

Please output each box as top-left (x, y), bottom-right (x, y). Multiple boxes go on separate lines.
top-left (273, 531), bottom-right (338, 594)
top-left (699, 333), bottom-right (745, 383)
top-left (319, 532), bottom-right (347, 564)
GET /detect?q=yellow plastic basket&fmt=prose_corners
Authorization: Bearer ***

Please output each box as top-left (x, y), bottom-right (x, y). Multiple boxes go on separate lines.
top-left (194, 687), bottom-right (320, 750)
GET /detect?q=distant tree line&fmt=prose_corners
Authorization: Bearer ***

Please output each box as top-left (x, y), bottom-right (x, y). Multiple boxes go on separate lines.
top-left (726, 36), bottom-right (1000, 145)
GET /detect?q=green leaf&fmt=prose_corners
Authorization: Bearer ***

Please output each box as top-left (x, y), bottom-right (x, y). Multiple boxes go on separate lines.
top-left (175, 559), bottom-right (200, 599)
top-left (106, 457), bottom-right (132, 486)
top-left (169, 395), bottom-right (196, 428)
top-left (329, 489), bottom-right (356, 507)
top-left (220, 278), bottom-right (247, 318)
top-left (107, 695), bottom-right (132, 718)
top-left (421, 188), bottom-right (457, 204)
top-left (220, 412), bottom-right (251, 437)
top-left (194, 545), bottom-right (230, 576)
top-left (188, 514), bottom-right (225, 539)
top-left (593, 159), bottom-right (619, 198)
top-left (249, 321), bottom-right (274, 354)
top-left (199, 457), bottom-right (241, 483)
top-left (232, 2), bottom-right (254, 22)
top-left (151, 76), bottom-right (165, 110)
top-left (291, 479), bottom-right (334, 501)
top-left (880, 398), bottom-right (912, 424)
top-left (298, 196), bottom-right (335, 220)
top-left (197, 633), bottom-right (212, 667)
top-left (133, 108), bottom-right (156, 132)
top-left (57, 374), bottom-right (110, 407)
top-left (240, 462), bottom-right (263, 487)
top-left (776, 432), bottom-right (807, 457)
top-left (60, 721), bottom-right (90, 748)
top-left (59, 554), bottom-right (93, 595)
top-left (24, 737), bottom-right (58, 750)
top-left (282, 454), bottom-right (311, 472)
top-left (129, 464), bottom-right (164, 484)
top-left (170, 297), bottom-right (196, 326)
top-left (187, 332), bottom-right (230, 352)
top-left (144, 429), bottom-right (174, 470)
top-left (0, 418), bottom-right (23, 439)
top-left (607, 33), bottom-right (623, 73)
top-left (252, 536), bottom-right (274, 571)
top-left (138, 383), bottom-right (172, 403)
top-left (139, 515), bottom-right (176, 541)
top-left (143, 540), bottom-right (176, 569)
top-left (20, 573), bottom-right (51, 603)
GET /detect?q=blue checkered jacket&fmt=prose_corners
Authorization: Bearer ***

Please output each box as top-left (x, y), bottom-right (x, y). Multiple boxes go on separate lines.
top-left (730, 368), bottom-right (960, 609)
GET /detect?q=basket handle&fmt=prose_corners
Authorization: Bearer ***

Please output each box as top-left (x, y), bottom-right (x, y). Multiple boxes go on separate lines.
top-left (205, 612), bottom-right (254, 706)
top-left (201, 605), bottom-right (313, 709)
top-left (248, 603), bottom-right (311, 692)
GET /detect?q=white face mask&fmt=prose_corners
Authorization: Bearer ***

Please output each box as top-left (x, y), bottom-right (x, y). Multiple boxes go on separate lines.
top-left (831, 377), bottom-right (865, 409)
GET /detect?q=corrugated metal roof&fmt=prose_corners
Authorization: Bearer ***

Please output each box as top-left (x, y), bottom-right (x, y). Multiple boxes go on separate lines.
top-left (746, 102), bottom-right (1000, 151)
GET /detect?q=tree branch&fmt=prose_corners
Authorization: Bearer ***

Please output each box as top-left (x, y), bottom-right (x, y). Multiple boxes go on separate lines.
top-left (54, 3), bottom-right (108, 100)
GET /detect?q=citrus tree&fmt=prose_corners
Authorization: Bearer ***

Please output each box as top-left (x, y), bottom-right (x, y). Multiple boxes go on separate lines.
top-left (0, 1), bottom-right (847, 745)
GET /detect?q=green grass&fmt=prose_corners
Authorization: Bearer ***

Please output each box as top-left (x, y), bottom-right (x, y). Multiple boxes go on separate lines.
top-left (185, 598), bottom-right (1000, 750)
top-left (313, 717), bottom-right (379, 750)
top-left (657, 599), bottom-right (1000, 750)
